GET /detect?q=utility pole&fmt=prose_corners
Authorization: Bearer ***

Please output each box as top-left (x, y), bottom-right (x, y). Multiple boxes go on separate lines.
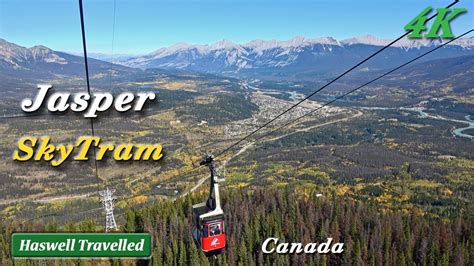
top-left (99, 187), bottom-right (117, 232)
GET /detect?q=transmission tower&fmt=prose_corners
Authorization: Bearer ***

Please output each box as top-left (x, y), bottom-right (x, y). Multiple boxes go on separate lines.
top-left (99, 187), bottom-right (117, 232)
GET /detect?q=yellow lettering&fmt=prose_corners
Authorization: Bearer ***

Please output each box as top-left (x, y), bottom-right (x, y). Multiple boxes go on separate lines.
top-left (75, 136), bottom-right (100, 160)
top-left (13, 137), bottom-right (37, 161)
top-left (113, 144), bottom-right (134, 160)
top-left (133, 144), bottom-right (164, 160)
top-left (97, 143), bottom-right (114, 160)
top-left (51, 145), bottom-right (74, 167)
top-left (34, 137), bottom-right (54, 161)
top-left (12, 136), bottom-right (165, 165)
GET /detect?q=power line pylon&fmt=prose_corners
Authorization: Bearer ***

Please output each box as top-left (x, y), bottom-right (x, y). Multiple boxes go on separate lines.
top-left (99, 187), bottom-right (117, 232)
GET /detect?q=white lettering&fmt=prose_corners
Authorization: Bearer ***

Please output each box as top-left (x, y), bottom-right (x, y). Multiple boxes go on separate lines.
top-left (71, 93), bottom-right (90, 112)
top-left (276, 243), bottom-right (288, 254)
top-left (289, 243), bottom-right (303, 254)
top-left (115, 92), bottom-right (134, 112)
top-left (21, 85), bottom-right (156, 118)
top-left (317, 238), bottom-right (332, 254)
top-left (332, 243), bottom-right (344, 253)
top-left (135, 239), bottom-right (145, 251)
top-left (134, 92), bottom-right (155, 111)
top-left (261, 237), bottom-right (344, 254)
top-left (304, 242), bottom-right (318, 253)
top-left (84, 93), bottom-right (113, 118)
top-left (21, 85), bottom-right (51, 112)
top-left (19, 240), bottom-right (30, 251)
top-left (261, 237), bottom-right (278, 254)
top-left (47, 92), bottom-right (69, 112)
top-left (79, 239), bottom-right (87, 251)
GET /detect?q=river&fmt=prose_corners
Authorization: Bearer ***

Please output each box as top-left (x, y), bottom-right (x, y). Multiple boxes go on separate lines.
top-left (243, 82), bottom-right (473, 140)
top-left (359, 106), bottom-right (473, 140)
top-left (453, 115), bottom-right (474, 139)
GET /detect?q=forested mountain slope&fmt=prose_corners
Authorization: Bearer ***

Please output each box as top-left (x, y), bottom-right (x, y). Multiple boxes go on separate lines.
top-left (1, 187), bottom-right (472, 265)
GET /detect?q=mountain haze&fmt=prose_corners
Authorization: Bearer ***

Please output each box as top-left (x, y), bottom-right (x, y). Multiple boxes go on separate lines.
top-left (118, 35), bottom-right (474, 79)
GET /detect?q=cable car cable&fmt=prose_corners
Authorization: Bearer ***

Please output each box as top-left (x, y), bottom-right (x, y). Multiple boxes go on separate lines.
top-left (79, 0), bottom-right (103, 216)
top-left (1, 1), bottom-right (463, 225)
top-left (205, 31), bottom-right (465, 204)
top-left (214, 0), bottom-right (459, 159)
top-left (109, 0), bottom-right (117, 90)
top-left (249, 29), bottom-right (474, 147)
top-left (186, 29), bottom-right (472, 198)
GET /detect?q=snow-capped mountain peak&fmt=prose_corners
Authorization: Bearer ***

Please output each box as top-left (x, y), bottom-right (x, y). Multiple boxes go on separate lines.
top-left (245, 36), bottom-right (340, 51)
top-left (339, 34), bottom-right (472, 49)
top-left (118, 35), bottom-right (474, 74)
top-left (211, 39), bottom-right (239, 50)
top-left (341, 34), bottom-right (389, 46)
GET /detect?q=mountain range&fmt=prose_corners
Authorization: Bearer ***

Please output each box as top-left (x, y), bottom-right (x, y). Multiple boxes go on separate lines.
top-left (1, 35), bottom-right (474, 82)
top-left (0, 38), bottom-right (135, 84)
top-left (117, 35), bottom-right (474, 79)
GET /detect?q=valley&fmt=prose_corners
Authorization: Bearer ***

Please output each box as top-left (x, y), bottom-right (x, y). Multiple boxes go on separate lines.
top-left (1, 0), bottom-right (473, 261)
top-left (0, 36), bottom-right (472, 231)
top-left (1, 71), bottom-right (472, 224)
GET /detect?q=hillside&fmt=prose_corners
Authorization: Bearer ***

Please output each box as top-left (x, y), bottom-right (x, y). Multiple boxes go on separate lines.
top-left (320, 54), bottom-right (474, 106)
top-left (0, 38), bottom-right (139, 86)
top-left (382, 55), bottom-right (474, 96)
top-left (0, 38), bottom-right (472, 252)
top-left (1, 187), bottom-right (472, 265)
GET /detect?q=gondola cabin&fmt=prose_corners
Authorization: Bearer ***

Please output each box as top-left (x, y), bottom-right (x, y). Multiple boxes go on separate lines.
top-left (192, 154), bottom-right (226, 255)
top-left (192, 205), bottom-right (226, 254)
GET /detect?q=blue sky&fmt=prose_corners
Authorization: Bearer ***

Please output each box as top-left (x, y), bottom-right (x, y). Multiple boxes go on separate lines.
top-left (1, 0), bottom-right (472, 54)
